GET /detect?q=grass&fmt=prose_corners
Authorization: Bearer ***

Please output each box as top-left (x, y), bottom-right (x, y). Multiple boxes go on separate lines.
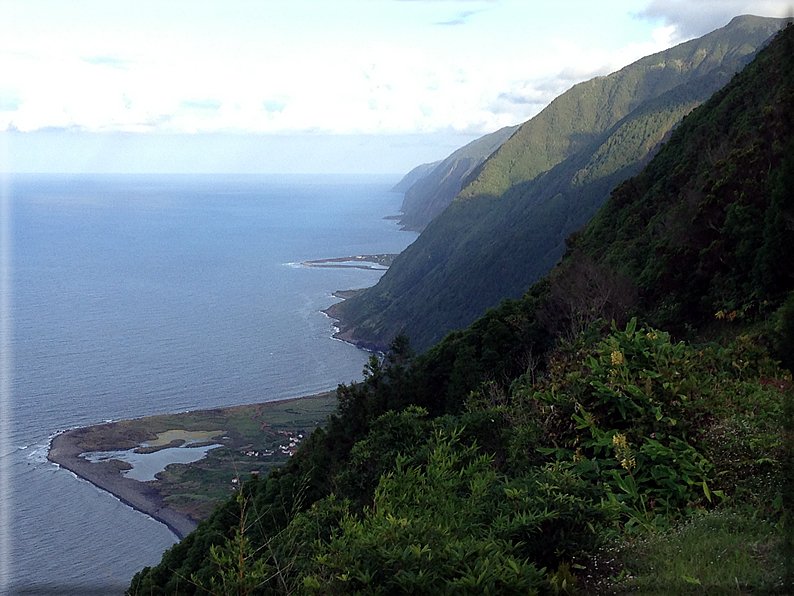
top-left (584, 510), bottom-right (789, 595)
top-left (74, 391), bottom-right (339, 522)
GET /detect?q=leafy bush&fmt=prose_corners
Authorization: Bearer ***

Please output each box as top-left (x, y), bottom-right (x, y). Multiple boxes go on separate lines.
top-left (304, 428), bottom-right (549, 595)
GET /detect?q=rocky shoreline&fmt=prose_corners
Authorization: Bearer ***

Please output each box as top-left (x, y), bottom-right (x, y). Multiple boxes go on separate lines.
top-left (314, 253), bottom-right (397, 352)
top-left (49, 429), bottom-right (199, 539)
top-left (324, 290), bottom-right (388, 353)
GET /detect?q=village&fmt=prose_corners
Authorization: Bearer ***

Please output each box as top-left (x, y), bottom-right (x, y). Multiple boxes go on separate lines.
top-left (230, 429), bottom-right (305, 488)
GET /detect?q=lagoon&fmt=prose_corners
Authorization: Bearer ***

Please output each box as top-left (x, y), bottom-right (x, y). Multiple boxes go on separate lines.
top-left (82, 443), bottom-right (224, 482)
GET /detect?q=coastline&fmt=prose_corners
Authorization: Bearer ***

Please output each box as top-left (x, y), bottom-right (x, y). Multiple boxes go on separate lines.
top-left (324, 290), bottom-right (388, 353)
top-left (47, 394), bottom-right (330, 540)
top-left (49, 428), bottom-right (199, 539)
top-left (48, 252), bottom-right (400, 539)
top-left (301, 254), bottom-right (397, 270)
top-left (310, 252), bottom-right (399, 353)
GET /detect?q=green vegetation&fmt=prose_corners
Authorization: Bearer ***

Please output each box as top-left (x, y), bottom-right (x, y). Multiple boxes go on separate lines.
top-left (396, 125), bottom-right (518, 232)
top-left (129, 22), bottom-right (793, 596)
top-left (604, 512), bottom-right (785, 594)
top-left (330, 15), bottom-right (789, 352)
top-left (129, 321), bottom-right (792, 595)
top-left (71, 394), bottom-right (336, 521)
top-left (150, 396), bottom-right (337, 519)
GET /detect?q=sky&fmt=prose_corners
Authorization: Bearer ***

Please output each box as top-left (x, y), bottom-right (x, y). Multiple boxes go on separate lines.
top-left (0, 0), bottom-right (792, 174)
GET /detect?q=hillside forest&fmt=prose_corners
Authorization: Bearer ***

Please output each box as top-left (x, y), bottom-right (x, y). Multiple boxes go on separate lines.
top-left (129, 21), bottom-right (793, 596)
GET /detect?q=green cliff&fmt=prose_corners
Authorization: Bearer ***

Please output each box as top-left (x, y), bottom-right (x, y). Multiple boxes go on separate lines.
top-left (389, 161), bottom-right (441, 194)
top-left (396, 125), bottom-right (519, 231)
top-left (131, 23), bottom-right (793, 596)
top-left (331, 15), bottom-right (790, 353)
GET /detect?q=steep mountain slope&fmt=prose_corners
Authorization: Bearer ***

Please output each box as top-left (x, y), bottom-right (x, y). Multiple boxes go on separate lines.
top-left (389, 160), bottom-right (441, 194)
top-left (459, 14), bottom-right (785, 201)
top-left (130, 24), bottom-right (794, 594)
top-left (330, 15), bottom-right (789, 353)
top-left (396, 125), bottom-right (518, 231)
top-left (570, 23), bottom-right (794, 342)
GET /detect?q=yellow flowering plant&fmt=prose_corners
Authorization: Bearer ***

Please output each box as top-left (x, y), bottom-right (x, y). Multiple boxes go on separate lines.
top-left (527, 318), bottom-right (787, 533)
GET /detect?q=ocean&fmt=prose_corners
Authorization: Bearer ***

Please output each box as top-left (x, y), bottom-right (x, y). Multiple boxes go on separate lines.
top-left (0, 174), bottom-right (417, 595)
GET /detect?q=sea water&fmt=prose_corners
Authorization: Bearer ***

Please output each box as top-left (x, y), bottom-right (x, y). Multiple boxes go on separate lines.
top-left (0, 174), bottom-right (417, 595)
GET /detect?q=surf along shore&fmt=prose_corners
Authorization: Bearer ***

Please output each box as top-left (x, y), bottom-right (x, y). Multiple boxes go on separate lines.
top-left (311, 253), bottom-right (398, 352)
top-left (47, 254), bottom-right (393, 538)
top-left (48, 392), bottom-right (337, 539)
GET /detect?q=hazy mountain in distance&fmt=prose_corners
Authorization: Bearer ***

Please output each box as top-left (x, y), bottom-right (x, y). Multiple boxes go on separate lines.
top-left (396, 125), bottom-right (519, 231)
top-left (390, 161), bottom-right (442, 194)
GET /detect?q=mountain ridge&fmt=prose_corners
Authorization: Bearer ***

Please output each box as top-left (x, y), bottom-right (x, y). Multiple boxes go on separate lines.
top-left (130, 24), bottom-right (794, 593)
top-left (330, 15), bottom-right (791, 353)
top-left (396, 125), bottom-right (518, 231)
top-left (459, 14), bottom-right (783, 202)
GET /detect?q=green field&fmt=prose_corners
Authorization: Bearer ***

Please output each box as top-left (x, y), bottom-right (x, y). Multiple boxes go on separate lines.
top-left (75, 392), bottom-right (338, 521)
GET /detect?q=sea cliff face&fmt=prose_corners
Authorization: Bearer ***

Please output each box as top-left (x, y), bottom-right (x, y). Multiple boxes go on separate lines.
top-left (396, 125), bottom-right (519, 231)
top-left (334, 15), bottom-right (791, 353)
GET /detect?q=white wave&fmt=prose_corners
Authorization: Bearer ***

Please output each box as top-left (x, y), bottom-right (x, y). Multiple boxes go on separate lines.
top-left (26, 442), bottom-right (52, 464)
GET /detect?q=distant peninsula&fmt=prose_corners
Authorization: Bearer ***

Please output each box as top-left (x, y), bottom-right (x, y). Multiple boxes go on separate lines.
top-left (48, 392), bottom-right (337, 538)
top-left (301, 254), bottom-right (397, 270)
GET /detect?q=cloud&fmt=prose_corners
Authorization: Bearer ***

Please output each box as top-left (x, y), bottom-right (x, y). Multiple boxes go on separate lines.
top-left (81, 56), bottom-right (132, 70)
top-left (179, 99), bottom-right (223, 110)
top-left (6, 0), bottom-right (747, 141)
top-left (140, 113), bottom-right (175, 129)
top-left (635, 0), bottom-right (794, 40)
top-left (23, 124), bottom-right (89, 134)
top-left (433, 10), bottom-right (483, 26)
top-left (262, 99), bottom-right (287, 113)
top-left (0, 94), bottom-right (21, 112)
top-left (487, 81), bottom-right (566, 117)
top-left (393, 0), bottom-right (497, 3)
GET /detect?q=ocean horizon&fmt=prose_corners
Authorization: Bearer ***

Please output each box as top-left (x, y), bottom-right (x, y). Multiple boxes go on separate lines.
top-left (0, 173), bottom-right (417, 595)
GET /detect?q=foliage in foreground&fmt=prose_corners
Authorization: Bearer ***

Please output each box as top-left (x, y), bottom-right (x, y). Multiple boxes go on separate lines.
top-left (129, 24), bottom-right (794, 596)
top-left (129, 319), bottom-right (791, 595)
top-left (590, 511), bottom-right (788, 594)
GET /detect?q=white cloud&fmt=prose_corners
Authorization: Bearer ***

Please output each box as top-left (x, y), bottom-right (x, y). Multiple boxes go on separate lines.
top-left (3, 0), bottom-right (781, 141)
top-left (432, 9), bottom-right (489, 26)
top-left (636, 0), bottom-right (794, 40)
top-left (0, 1), bottom-right (659, 137)
top-left (81, 55), bottom-right (132, 70)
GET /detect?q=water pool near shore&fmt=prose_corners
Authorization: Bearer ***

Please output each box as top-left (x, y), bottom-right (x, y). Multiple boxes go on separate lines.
top-left (82, 443), bottom-right (224, 482)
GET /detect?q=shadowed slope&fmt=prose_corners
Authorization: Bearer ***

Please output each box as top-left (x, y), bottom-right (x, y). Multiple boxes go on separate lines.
top-left (331, 15), bottom-right (790, 352)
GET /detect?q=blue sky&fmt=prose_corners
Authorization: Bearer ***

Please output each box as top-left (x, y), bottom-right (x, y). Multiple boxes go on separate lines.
top-left (0, 0), bottom-right (791, 174)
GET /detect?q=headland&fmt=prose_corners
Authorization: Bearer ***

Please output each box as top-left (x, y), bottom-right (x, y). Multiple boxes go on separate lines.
top-left (48, 392), bottom-right (337, 538)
